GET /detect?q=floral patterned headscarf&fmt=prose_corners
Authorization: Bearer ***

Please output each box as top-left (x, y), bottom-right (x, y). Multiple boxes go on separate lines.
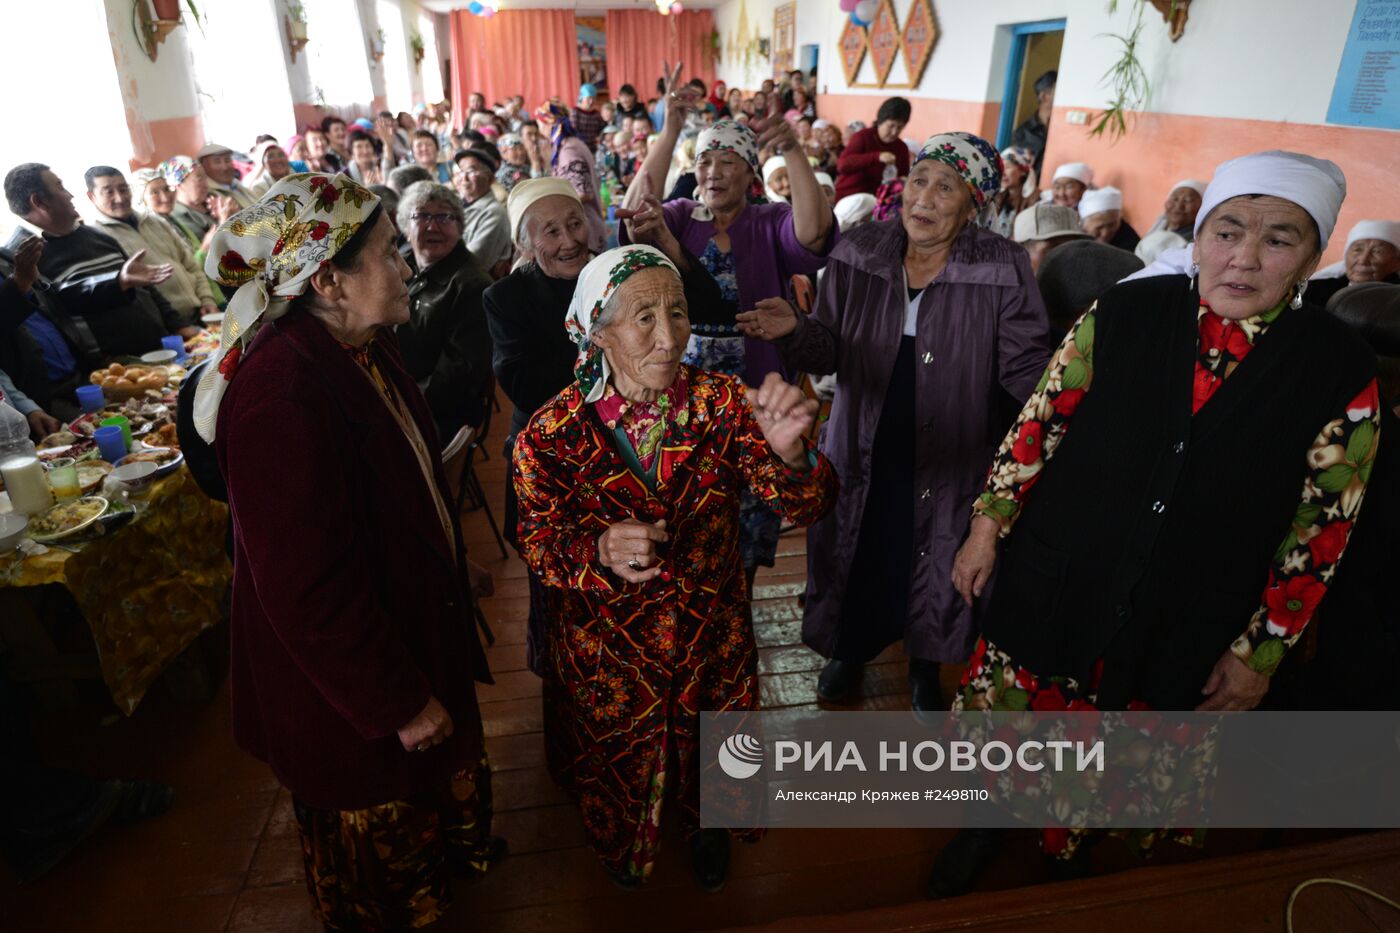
top-left (159, 155), bottom-right (198, 189)
top-left (191, 173), bottom-right (380, 442)
top-left (564, 246), bottom-right (680, 403)
top-left (692, 120), bottom-right (761, 221)
top-left (915, 132), bottom-right (1004, 209)
top-left (533, 102), bottom-right (578, 167)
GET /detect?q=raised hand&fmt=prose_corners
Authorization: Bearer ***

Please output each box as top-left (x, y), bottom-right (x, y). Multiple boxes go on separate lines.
top-left (117, 249), bottom-right (174, 290)
top-left (751, 113), bottom-right (799, 154)
top-left (620, 195), bottom-right (679, 261)
top-left (12, 235), bottom-right (43, 292)
top-left (597, 517), bottom-right (669, 583)
top-left (751, 372), bottom-right (816, 468)
top-left (735, 297), bottom-right (800, 342)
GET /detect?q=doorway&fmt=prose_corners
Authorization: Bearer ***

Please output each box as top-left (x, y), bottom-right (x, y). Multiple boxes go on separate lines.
top-left (995, 19), bottom-right (1065, 149)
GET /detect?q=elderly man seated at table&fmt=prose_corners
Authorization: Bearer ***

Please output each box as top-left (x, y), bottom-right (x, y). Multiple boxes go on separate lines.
top-left (512, 245), bottom-right (838, 892)
top-left (1307, 219), bottom-right (1400, 307)
top-left (1078, 186), bottom-right (1140, 252)
top-left (396, 180), bottom-right (495, 442)
top-left (3, 162), bottom-right (194, 358)
top-left (87, 165), bottom-right (218, 328)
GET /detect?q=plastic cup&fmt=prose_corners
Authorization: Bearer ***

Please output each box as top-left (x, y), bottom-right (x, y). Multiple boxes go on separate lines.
top-left (99, 415), bottom-right (133, 450)
top-left (94, 425), bottom-right (128, 462)
top-left (46, 458), bottom-right (81, 501)
top-left (161, 335), bottom-right (188, 361)
top-left (76, 384), bottom-right (105, 413)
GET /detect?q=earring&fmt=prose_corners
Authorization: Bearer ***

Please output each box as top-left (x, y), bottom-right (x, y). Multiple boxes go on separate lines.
top-left (1188, 261), bottom-right (1199, 290)
top-left (1290, 280), bottom-right (1306, 310)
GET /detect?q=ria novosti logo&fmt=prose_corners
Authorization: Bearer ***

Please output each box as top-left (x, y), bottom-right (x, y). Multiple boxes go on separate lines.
top-left (717, 733), bottom-right (764, 779)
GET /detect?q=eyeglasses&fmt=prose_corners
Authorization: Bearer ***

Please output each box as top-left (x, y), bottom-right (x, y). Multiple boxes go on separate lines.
top-left (410, 212), bottom-right (460, 227)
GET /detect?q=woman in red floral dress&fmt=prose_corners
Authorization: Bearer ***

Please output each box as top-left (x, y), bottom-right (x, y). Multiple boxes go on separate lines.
top-left (512, 246), bottom-right (838, 891)
top-left (925, 151), bottom-right (1383, 898)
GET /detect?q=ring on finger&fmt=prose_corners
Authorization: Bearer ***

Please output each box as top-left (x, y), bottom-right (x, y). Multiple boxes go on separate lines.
top-left (628, 558), bottom-right (642, 571)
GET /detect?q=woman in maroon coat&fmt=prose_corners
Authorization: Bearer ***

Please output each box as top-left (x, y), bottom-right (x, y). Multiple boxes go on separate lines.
top-left (834, 97), bottom-right (912, 201)
top-left (194, 174), bottom-right (501, 931)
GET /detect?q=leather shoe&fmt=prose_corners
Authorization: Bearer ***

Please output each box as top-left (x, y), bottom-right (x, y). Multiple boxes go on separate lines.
top-left (924, 827), bottom-right (1006, 899)
top-left (689, 828), bottom-right (731, 892)
top-left (816, 659), bottom-right (863, 703)
top-left (909, 659), bottom-right (943, 713)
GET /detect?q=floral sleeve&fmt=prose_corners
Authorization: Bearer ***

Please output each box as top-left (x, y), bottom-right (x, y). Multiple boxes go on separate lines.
top-left (973, 310), bottom-right (1096, 536)
top-left (1231, 380), bottom-right (1382, 675)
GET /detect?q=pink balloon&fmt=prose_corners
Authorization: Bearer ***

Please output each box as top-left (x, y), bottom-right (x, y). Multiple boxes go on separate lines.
top-left (670, 1), bottom-right (683, 11)
top-left (840, 0), bottom-right (858, 11)
top-left (480, 5), bottom-right (494, 15)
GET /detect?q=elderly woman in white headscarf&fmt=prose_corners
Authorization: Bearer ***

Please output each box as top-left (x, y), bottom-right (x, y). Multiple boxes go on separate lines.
top-left (512, 245), bottom-right (838, 891)
top-left (1078, 186), bottom-right (1140, 252)
top-left (244, 140), bottom-right (292, 199)
top-left (929, 150), bottom-right (1382, 897)
top-left (199, 173), bottom-right (502, 929)
top-left (1049, 161), bottom-right (1094, 210)
top-left (621, 99), bottom-right (838, 587)
top-left (1147, 178), bottom-right (1208, 241)
top-left (1308, 219), bottom-right (1400, 307)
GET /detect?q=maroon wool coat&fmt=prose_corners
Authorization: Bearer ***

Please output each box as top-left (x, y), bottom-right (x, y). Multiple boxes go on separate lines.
top-left (783, 219), bottom-right (1052, 662)
top-left (215, 308), bottom-right (491, 811)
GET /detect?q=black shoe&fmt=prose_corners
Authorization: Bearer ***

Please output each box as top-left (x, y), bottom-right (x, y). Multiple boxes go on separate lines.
top-left (924, 828), bottom-right (1006, 899)
top-left (689, 828), bottom-right (731, 893)
top-left (1045, 846), bottom-right (1094, 883)
top-left (909, 659), bottom-right (943, 713)
top-left (605, 864), bottom-right (645, 891)
top-left (816, 659), bottom-right (863, 703)
top-left (448, 835), bottom-right (508, 877)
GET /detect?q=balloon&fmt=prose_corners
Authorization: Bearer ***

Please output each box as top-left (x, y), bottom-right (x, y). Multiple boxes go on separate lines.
top-left (854, 0), bottom-right (877, 23)
top-left (670, 1), bottom-right (683, 12)
top-left (468, 1), bottom-right (482, 11)
top-left (480, 5), bottom-right (494, 16)
top-left (850, 10), bottom-right (869, 26)
top-left (839, 0), bottom-right (858, 11)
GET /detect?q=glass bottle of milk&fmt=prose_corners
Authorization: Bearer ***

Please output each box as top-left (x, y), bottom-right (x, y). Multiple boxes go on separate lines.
top-left (0, 395), bottom-right (54, 516)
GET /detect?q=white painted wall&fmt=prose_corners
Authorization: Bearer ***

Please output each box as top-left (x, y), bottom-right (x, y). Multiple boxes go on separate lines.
top-left (715, 0), bottom-right (1363, 126)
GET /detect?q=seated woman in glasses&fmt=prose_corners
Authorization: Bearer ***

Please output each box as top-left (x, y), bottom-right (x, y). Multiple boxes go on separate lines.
top-left (397, 180), bottom-right (495, 441)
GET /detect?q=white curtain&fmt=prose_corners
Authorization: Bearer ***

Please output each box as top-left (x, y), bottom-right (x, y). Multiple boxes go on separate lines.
top-left (304, 0), bottom-right (376, 114)
top-left (186, 0), bottom-right (298, 151)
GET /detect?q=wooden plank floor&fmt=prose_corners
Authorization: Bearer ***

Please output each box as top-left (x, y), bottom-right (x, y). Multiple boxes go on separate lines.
top-left (1, 393), bottom-right (1394, 932)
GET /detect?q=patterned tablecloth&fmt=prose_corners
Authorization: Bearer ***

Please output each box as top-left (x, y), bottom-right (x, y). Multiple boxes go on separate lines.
top-left (0, 468), bottom-right (230, 714)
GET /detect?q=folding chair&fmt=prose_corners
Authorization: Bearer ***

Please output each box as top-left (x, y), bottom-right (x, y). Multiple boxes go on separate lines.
top-left (441, 423), bottom-right (508, 561)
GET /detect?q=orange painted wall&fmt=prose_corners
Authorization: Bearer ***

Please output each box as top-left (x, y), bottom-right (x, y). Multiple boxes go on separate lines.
top-left (127, 115), bottom-right (205, 170)
top-left (818, 93), bottom-right (1400, 266)
top-left (816, 93), bottom-right (1000, 148)
top-left (1040, 108), bottom-right (1400, 265)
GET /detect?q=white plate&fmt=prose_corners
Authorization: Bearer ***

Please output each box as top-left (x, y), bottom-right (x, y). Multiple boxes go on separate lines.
top-left (28, 497), bottom-right (109, 543)
top-left (141, 349), bottom-right (179, 364)
top-left (119, 447), bottom-right (184, 477)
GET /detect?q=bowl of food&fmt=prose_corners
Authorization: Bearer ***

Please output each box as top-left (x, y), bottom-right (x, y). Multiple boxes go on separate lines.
top-left (111, 461), bottom-right (159, 492)
top-left (122, 446), bottom-right (184, 478)
top-left (140, 349), bottom-right (178, 365)
top-left (76, 460), bottom-right (114, 493)
top-left (28, 497), bottom-right (108, 542)
top-left (90, 363), bottom-right (172, 401)
top-left (0, 512), bottom-right (28, 550)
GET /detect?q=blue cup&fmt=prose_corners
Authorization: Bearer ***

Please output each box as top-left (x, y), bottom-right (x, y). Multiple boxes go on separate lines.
top-left (76, 384), bottom-right (104, 414)
top-left (161, 335), bottom-right (188, 361)
top-left (94, 425), bottom-right (128, 462)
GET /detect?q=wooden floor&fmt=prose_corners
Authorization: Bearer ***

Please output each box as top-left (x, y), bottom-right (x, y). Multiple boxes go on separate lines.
top-left (2, 396), bottom-right (1398, 932)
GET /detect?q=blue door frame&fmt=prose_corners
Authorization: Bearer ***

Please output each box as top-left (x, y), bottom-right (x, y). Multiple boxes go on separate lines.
top-left (996, 18), bottom-right (1066, 149)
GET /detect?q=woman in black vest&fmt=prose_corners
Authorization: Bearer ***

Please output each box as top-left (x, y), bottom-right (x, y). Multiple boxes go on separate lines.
top-left (925, 151), bottom-right (1383, 898)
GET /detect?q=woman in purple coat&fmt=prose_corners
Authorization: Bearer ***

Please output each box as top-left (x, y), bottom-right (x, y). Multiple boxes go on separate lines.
top-left (739, 133), bottom-right (1051, 710)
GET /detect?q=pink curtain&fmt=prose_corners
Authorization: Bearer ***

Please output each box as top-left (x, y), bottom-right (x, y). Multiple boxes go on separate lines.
top-left (604, 10), bottom-right (716, 101)
top-left (449, 10), bottom-right (580, 130)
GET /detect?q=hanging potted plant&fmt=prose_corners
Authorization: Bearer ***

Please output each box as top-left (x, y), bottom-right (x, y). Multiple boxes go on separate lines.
top-left (285, 0), bottom-right (309, 61)
top-left (370, 27), bottom-right (386, 62)
top-left (410, 32), bottom-right (426, 67)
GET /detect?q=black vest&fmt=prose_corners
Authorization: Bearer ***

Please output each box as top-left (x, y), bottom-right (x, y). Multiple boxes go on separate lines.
top-left (983, 275), bottom-right (1377, 709)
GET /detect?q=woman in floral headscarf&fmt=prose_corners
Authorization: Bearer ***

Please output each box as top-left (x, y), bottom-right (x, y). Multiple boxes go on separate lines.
top-left (200, 174), bottom-right (503, 930)
top-left (739, 132), bottom-right (1052, 712)
top-left (989, 145), bottom-right (1037, 239)
top-left (512, 245), bottom-right (838, 891)
top-left (534, 101), bottom-right (608, 252)
top-left (621, 87), bottom-right (838, 590)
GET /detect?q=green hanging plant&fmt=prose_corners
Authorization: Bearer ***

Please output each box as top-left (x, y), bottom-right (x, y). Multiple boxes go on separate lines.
top-left (1089, 0), bottom-right (1179, 141)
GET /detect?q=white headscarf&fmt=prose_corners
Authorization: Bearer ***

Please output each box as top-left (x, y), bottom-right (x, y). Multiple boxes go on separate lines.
top-left (1346, 219), bottom-right (1400, 251)
top-left (1193, 150), bottom-right (1347, 249)
top-left (192, 173), bottom-right (381, 442)
top-left (1170, 178), bottom-right (1208, 197)
top-left (1078, 186), bottom-right (1123, 218)
top-left (506, 176), bottom-right (581, 242)
top-left (1135, 229), bottom-right (1188, 265)
top-left (1052, 162), bottom-right (1094, 186)
top-left (762, 156), bottom-right (789, 204)
top-left (834, 193), bottom-right (877, 231)
top-left (564, 246), bottom-right (680, 403)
